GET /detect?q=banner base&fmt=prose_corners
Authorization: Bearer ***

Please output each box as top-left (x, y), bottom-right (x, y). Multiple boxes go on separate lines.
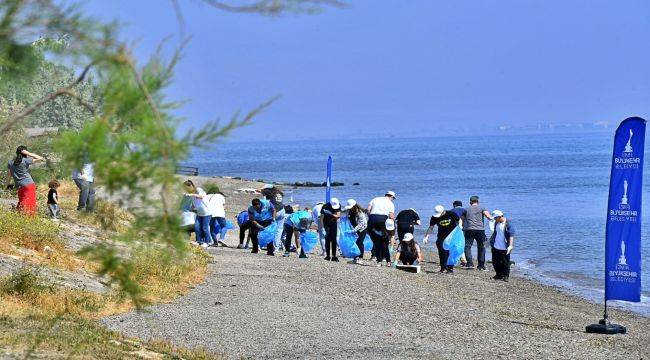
top-left (585, 319), bottom-right (626, 335)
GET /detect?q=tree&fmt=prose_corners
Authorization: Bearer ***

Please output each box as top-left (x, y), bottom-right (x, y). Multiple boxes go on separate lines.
top-left (0, 0), bottom-right (342, 306)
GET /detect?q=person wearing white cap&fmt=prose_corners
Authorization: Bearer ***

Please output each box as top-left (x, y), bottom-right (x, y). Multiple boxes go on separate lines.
top-left (423, 204), bottom-right (460, 273)
top-left (394, 233), bottom-right (423, 266)
top-left (488, 210), bottom-right (516, 282)
top-left (367, 191), bottom-right (396, 260)
top-left (320, 197), bottom-right (342, 261)
top-left (312, 201), bottom-right (326, 256)
top-left (345, 199), bottom-right (369, 264)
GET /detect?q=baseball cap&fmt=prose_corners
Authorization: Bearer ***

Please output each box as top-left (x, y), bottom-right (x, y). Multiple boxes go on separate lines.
top-left (432, 205), bottom-right (445, 218)
top-left (330, 198), bottom-right (341, 210)
top-left (492, 210), bottom-right (504, 218)
top-left (344, 199), bottom-right (357, 210)
top-left (402, 233), bottom-right (414, 242)
top-left (385, 191), bottom-right (396, 198)
top-left (385, 219), bottom-right (395, 231)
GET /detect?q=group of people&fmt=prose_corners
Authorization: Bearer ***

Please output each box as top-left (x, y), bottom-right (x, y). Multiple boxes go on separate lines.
top-left (228, 186), bottom-right (516, 282)
top-left (5, 145), bottom-right (96, 218)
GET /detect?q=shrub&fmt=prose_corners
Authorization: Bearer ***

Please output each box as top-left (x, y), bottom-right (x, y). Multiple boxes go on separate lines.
top-left (0, 267), bottom-right (50, 296)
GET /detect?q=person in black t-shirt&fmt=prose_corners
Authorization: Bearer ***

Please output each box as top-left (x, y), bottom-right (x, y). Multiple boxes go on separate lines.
top-left (46, 179), bottom-right (60, 219)
top-left (395, 208), bottom-right (421, 241)
top-left (423, 205), bottom-right (459, 273)
top-left (319, 198), bottom-right (341, 261)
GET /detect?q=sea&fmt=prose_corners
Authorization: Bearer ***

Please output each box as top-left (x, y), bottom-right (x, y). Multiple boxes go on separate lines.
top-left (187, 132), bottom-right (650, 316)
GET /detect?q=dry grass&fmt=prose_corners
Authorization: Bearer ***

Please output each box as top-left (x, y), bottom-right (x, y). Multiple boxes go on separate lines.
top-left (0, 181), bottom-right (215, 358)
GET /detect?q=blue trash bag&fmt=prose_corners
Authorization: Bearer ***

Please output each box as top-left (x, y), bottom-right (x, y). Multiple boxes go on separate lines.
top-left (258, 223), bottom-right (277, 248)
top-left (443, 226), bottom-right (465, 266)
top-left (363, 235), bottom-right (373, 252)
top-left (339, 218), bottom-right (361, 258)
top-left (225, 220), bottom-right (235, 230)
top-left (300, 231), bottom-right (319, 253)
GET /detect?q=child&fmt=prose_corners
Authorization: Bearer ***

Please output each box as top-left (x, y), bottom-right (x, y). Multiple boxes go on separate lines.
top-left (394, 233), bottom-right (423, 266)
top-left (47, 179), bottom-right (60, 219)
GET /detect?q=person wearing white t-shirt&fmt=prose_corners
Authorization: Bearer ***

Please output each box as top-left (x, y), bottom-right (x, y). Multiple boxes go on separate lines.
top-left (206, 191), bottom-right (227, 246)
top-left (488, 210), bottom-right (516, 282)
top-left (184, 180), bottom-right (212, 248)
top-left (366, 191), bottom-right (396, 259)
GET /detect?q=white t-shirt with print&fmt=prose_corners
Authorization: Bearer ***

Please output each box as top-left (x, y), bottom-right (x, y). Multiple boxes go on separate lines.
top-left (206, 193), bottom-right (226, 218)
top-left (368, 196), bottom-right (395, 216)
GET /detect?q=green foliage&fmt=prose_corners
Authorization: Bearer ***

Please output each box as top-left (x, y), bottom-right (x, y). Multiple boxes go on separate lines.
top-left (0, 267), bottom-right (50, 296)
top-left (203, 183), bottom-right (221, 194)
top-left (0, 207), bottom-right (61, 252)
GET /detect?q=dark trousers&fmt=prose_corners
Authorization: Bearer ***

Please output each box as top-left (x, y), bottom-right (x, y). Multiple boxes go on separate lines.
top-left (401, 253), bottom-right (417, 265)
top-left (239, 221), bottom-right (251, 245)
top-left (397, 225), bottom-right (414, 241)
top-left (324, 222), bottom-right (338, 258)
top-left (368, 214), bottom-right (388, 258)
top-left (355, 229), bottom-right (367, 259)
top-left (73, 179), bottom-right (95, 211)
top-left (436, 239), bottom-right (453, 271)
top-left (464, 229), bottom-right (487, 268)
top-left (250, 219), bottom-right (273, 253)
top-left (282, 223), bottom-right (294, 251)
top-left (491, 247), bottom-right (511, 278)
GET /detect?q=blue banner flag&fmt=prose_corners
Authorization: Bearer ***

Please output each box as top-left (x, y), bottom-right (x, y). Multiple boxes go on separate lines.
top-left (326, 155), bottom-right (332, 203)
top-left (605, 117), bottom-right (646, 303)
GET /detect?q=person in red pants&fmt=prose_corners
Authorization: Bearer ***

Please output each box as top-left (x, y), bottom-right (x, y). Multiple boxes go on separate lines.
top-left (5, 146), bottom-right (44, 216)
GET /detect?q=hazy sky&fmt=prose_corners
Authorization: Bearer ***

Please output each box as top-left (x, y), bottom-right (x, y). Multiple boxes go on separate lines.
top-left (85, 0), bottom-right (650, 140)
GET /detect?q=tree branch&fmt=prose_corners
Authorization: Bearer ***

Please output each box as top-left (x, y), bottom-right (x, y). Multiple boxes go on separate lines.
top-left (199, 0), bottom-right (347, 15)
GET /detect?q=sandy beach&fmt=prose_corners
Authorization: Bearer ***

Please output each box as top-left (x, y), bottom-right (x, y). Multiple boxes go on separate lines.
top-left (101, 176), bottom-right (650, 359)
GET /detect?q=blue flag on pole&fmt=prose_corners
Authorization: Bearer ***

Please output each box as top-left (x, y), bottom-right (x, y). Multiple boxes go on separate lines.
top-left (605, 117), bottom-right (646, 303)
top-left (326, 155), bottom-right (332, 203)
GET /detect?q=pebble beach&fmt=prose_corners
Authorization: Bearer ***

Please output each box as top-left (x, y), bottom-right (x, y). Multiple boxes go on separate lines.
top-left (101, 176), bottom-right (650, 359)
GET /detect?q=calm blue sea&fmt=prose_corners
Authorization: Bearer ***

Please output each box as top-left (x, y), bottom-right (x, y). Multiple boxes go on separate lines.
top-left (187, 132), bottom-right (650, 315)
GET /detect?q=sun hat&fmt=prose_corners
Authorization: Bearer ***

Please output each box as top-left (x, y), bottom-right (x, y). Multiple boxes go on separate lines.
top-left (385, 191), bottom-right (396, 198)
top-left (344, 199), bottom-right (357, 210)
top-left (432, 205), bottom-right (445, 218)
top-left (330, 198), bottom-right (341, 210)
top-left (385, 219), bottom-right (395, 231)
top-left (492, 210), bottom-right (504, 218)
top-left (402, 233), bottom-right (414, 242)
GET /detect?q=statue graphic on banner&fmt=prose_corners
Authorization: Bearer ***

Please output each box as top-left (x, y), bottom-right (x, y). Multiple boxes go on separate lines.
top-left (618, 240), bottom-right (627, 266)
top-left (621, 180), bottom-right (629, 206)
top-left (624, 129), bottom-right (634, 153)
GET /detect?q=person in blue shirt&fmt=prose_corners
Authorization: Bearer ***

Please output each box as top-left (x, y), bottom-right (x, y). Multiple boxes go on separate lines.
top-left (248, 198), bottom-right (275, 254)
top-left (236, 210), bottom-right (251, 249)
top-left (283, 208), bottom-right (314, 258)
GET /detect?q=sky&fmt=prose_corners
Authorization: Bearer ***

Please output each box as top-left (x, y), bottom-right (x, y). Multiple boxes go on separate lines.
top-left (84, 0), bottom-right (650, 140)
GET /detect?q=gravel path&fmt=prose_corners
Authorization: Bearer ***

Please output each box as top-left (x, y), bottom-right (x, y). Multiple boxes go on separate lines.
top-left (102, 246), bottom-right (650, 359)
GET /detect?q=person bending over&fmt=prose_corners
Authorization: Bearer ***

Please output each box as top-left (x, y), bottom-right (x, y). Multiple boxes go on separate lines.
top-left (283, 208), bottom-right (314, 258)
top-left (248, 198), bottom-right (276, 254)
top-left (423, 205), bottom-right (460, 273)
top-left (394, 233), bottom-right (423, 266)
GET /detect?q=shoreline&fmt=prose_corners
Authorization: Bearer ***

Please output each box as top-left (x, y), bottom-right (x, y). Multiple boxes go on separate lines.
top-left (191, 174), bottom-right (650, 318)
top-left (99, 175), bottom-right (650, 358)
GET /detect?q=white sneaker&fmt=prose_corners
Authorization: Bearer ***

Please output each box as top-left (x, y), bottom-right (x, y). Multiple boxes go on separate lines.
top-left (201, 243), bottom-right (209, 249)
top-left (357, 259), bottom-right (364, 265)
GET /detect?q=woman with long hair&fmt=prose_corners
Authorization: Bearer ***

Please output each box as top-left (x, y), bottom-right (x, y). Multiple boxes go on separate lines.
top-left (345, 199), bottom-right (368, 265)
top-left (184, 179), bottom-right (212, 248)
top-left (5, 146), bottom-right (43, 216)
top-left (394, 233), bottom-right (423, 266)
